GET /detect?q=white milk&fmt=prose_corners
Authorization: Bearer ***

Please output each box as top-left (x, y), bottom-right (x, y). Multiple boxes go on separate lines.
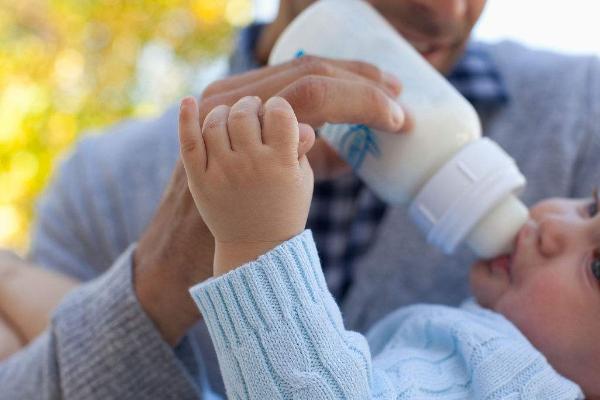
top-left (269, 0), bottom-right (528, 259)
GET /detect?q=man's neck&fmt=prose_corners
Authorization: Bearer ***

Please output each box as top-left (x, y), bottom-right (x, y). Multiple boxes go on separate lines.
top-left (254, 18), bottom-right (288, 66)
top-left (254, 0), bottom-right (303, 65)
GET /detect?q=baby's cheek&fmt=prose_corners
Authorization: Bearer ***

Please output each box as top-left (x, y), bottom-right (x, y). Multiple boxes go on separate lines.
top-left (497, 276), bottom-right (575, 355)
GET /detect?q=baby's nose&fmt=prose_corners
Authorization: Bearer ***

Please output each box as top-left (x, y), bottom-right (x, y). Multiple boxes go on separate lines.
top-left (537, 217), bottom-right (567, 257)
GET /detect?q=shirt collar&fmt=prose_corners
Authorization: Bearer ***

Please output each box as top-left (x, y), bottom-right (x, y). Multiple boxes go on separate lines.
top-left (447, 42), bottom-right (510, 105)
top-left (228, 22), bottom-right (509, 106)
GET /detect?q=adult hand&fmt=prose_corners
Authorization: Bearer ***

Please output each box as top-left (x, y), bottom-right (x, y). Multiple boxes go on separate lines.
top-left (134, 160), bottom-right (214, 346)
top-left (134, 56), bottom-right (408, 346)
top-left (201, 55), bottom-right (407, 180)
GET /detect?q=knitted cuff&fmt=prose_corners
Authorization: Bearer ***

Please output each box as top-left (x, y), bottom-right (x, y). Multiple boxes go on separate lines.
top-left (190, 229), bottom-right (339, 350)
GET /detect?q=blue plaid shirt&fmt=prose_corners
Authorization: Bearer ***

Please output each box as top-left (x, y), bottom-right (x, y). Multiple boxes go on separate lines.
top-left (228, 23), bottom-right (509, 300)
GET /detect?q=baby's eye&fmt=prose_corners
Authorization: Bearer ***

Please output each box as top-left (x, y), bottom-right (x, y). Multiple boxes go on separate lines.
top-left (588, 201), bottom-right (598, 217)
top-left (588, 188), bottom-right (600, 217)
top-left (592, 255), bottom-right (600, 281)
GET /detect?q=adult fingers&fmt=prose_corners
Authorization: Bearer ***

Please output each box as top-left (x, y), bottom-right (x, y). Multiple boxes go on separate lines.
top-left (199, 64), bottom-right (399, 128)
top-left (202, 55), bottom-right (401, 100)
top-left (278, 75), bottom-right (406, 133)
top-left (178, 97), bottom-right (206, 174)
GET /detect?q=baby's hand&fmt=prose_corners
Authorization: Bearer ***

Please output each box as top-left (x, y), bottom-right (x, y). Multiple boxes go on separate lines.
top-left (179, 96), bottom-right (315, 276)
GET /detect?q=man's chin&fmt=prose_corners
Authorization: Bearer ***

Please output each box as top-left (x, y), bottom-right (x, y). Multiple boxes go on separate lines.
top-left (429, 42), bottom-right (469, 75)
top-left (389, 27), bottom-right (468, 74)
top-left (420, 47), bottom-right (457, 74)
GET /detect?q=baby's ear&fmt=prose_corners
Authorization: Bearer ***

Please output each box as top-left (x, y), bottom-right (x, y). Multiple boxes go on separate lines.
top-left (297, 123), bottom-right (315, 159)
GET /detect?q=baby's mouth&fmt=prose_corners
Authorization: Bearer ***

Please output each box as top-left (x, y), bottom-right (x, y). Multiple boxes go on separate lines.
top-left (488, 220), bottom-right (532, 278)
top-left (489, 254), bottom-right (512, 276)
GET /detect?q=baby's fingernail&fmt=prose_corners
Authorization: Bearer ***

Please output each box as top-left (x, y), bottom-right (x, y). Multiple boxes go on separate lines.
top-left (180, 96), bottom-right (194, 109)
top-left (383, 72), bottom-right (402, 94)
top-left (388, 98), bottom-right (405, 129)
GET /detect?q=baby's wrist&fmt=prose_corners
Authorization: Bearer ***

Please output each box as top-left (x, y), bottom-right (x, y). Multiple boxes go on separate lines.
top-left (214, 240), bottom-right (286, 276)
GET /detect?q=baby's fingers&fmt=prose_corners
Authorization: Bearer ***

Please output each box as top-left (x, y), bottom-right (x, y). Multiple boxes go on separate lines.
top-left (178, 97), bottom-right (206, 174)
top-left (262, 96), bottom-right (299, 155)
top-left (298, 123), bottom-right (315, 159)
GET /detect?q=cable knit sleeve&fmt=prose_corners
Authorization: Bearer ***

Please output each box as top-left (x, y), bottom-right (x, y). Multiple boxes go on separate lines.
top-left (190, 230), bottom-right (375, 399)
top-left (191, 230), bottom-right (583, 400)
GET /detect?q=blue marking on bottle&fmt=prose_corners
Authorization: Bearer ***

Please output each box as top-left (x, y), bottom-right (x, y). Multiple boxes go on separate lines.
top-left (339, 124), bottom-right (381, 170)
top-left (292, 49), bottom-right (378, 170)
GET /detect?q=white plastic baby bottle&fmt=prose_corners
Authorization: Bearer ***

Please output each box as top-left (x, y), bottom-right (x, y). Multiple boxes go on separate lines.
top-left (268, 0), bottom-right (528, 259)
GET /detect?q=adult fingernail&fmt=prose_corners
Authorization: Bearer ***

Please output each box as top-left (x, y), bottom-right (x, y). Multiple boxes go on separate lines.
top-left (383, 72), bottom-right (402, 95)
top-left (399, 111), bottom-right (414, 133)
top-left (388, 98), bottom-right (405, 129)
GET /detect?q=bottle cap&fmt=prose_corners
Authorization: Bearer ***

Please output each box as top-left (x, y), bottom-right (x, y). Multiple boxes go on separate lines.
top-left (409, 138), bottom-right (526, 254)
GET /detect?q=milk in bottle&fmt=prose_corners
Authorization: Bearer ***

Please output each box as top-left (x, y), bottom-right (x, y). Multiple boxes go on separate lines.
top-left (269, 0), bottom-right (529, 259)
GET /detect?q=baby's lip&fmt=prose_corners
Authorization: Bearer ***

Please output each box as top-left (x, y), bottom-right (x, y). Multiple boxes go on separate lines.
top-left (489, 253), bottom-right (512, 276)
top-left (497, 221), bottom-right (536, 280)
top-left (487, 234), bottom-right (521, 278)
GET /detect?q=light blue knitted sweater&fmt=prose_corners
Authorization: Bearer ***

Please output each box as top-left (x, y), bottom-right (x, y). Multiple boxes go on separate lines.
top-left (190, 230), bottom-right (582, 399)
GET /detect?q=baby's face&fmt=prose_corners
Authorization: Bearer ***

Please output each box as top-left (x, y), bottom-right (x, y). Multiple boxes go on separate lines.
top-left (470, 196), bottom-right (600, 395)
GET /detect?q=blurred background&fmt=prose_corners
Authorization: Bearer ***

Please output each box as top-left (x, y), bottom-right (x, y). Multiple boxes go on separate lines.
top-left (1, 0), bottom-right (600, 252)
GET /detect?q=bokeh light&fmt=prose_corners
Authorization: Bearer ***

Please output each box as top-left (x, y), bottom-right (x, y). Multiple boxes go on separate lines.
top-left (0, 0), bottom-right (252, 251)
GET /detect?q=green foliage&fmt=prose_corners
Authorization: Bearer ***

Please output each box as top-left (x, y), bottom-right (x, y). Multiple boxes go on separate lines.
top-left (0, 0), bottom-right (250, 250)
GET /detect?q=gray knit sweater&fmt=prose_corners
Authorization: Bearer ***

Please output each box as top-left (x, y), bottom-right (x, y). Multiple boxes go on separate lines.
top-left (0, 41), bottom-right (598, 399)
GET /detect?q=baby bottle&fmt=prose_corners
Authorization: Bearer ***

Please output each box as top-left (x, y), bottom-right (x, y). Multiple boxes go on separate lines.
top-left (268, 0), bottom-right (529, 259)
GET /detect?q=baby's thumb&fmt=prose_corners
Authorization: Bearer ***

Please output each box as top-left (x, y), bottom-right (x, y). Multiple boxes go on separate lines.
top-left (298, 123), bottom-right (315, 159)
